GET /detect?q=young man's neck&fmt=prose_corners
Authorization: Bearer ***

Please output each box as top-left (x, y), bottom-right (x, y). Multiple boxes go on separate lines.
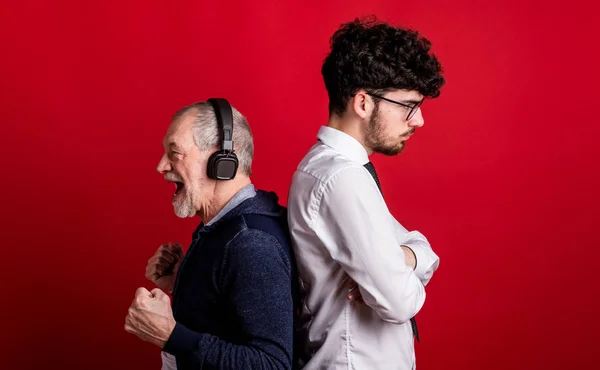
top-left (327, 113), bottom-right (373, 155)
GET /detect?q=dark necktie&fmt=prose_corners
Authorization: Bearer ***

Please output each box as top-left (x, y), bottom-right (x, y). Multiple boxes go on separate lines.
top-left (364, 161), bottom-right (421, 343)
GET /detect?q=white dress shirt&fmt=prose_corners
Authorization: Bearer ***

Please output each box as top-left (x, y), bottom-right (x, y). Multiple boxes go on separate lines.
top-left (287, 126), bottom-right (440, 370)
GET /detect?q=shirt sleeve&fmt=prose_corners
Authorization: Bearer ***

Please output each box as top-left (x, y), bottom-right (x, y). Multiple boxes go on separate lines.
top-left (392, 217), bottom-right (440, 286)
top-left (314, 165), bottom-right (426, 324)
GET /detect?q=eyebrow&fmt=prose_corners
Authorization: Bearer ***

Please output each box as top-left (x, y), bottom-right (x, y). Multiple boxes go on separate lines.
top-left (402, 100), bottom-right (421, 105)
top-left (165, 142), bottom-right (182, 151)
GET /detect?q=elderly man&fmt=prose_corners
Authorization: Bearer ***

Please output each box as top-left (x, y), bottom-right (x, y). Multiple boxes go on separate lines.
top-left (125, 98), bottom-right (297, 370)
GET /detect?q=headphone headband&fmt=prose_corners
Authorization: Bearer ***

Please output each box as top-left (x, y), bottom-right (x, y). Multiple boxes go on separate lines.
top-left (207, 98), bottom-right (234, 152)
top-left (205, 98), bottom-right (239, 180)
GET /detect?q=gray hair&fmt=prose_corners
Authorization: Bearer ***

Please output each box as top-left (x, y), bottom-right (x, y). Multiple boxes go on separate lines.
top-left (173, 101), bottom-right (254, 176)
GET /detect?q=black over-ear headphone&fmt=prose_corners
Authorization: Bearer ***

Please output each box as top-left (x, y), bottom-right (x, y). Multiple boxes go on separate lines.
top-left (206, 98), bottom-right (239, 180)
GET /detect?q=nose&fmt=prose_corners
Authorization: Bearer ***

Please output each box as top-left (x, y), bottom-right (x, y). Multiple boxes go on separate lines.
top-left (408, 108), bottom-right (424, 128)
top-left (156, 153), bottom-right (172, 174)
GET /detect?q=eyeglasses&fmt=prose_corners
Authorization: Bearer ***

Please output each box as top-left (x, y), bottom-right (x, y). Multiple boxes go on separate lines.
top-left (366, 92), bottom-right (424, 121)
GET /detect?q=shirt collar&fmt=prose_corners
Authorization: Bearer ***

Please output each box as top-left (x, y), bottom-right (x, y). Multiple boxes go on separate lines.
top-left (205, 183), bottom-right (256, 226)
top-left (317, 126), bottom-right (369, 165)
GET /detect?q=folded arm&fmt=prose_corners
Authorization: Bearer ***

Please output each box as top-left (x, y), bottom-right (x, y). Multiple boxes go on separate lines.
top-left (392, 217), bottom-right (440, 286)
top-left (315, 166), bottom-right (425, 324)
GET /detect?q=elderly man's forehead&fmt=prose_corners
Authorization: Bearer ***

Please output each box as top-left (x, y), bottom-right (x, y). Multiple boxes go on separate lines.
top-left (162, 113), bottom-right (197, 148)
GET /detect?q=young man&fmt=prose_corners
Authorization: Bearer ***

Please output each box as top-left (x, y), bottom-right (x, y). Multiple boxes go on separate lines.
top-left (125, 99), bottom-right (297, 370)
top-left (287, 17), bottom-right (445, 370)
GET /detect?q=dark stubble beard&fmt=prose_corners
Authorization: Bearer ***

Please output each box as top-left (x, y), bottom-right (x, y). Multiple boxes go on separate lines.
top-left (365, 103), bottom-right (406, 156)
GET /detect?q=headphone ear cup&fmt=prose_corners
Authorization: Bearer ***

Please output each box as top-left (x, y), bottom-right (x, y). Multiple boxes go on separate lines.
top-left (206, 151), bottom-right (219, 180)
top-left (207, 150), bottom-right (238, 180)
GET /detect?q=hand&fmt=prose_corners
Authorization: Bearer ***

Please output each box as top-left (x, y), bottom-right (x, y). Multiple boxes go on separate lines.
top-left (346, 247), bottom-right (416, 305)
top-left (145, 243), bottom-right (183, 293)
top-left (401, 246), bottom-right (417, 270)
top-left (124, 287), bottom-right (176, 348)
top-left (346, 277), bottom-right (364, 305)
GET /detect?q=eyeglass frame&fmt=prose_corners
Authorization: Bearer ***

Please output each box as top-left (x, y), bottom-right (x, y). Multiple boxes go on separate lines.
top-left (366, 92), bottom-right (424, 121)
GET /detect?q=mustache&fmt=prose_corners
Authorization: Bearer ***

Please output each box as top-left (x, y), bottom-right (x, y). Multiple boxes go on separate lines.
top-left (164, 173), bottom-right (184, 182)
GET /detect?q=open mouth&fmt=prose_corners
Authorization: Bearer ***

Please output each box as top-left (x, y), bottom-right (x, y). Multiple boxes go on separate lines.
top-left (165, 174), bottom-right (185, 197)
top-left (174, 181), bottom-right (184, 195)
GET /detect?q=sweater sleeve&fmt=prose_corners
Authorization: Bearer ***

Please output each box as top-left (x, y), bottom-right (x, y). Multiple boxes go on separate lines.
top-left (162, 228), bottom-right (294, 370)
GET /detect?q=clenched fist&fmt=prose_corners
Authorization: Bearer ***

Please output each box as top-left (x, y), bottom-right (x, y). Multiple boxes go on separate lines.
top-left (124, 287), bottom-right (175, 348)
top-left (145, 243), bottom-right (183, 293)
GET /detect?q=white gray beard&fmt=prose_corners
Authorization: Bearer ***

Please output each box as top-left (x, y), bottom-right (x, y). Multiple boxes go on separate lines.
top-left (173, 191), bottom-right (196, 218)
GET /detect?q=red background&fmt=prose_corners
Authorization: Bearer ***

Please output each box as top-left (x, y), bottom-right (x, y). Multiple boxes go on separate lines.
top-left (1, 0), bottom-right (599, 369)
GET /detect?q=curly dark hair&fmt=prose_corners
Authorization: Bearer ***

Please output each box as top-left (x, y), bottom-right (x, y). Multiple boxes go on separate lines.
top-left (322, 16), bottom-right (445, 116)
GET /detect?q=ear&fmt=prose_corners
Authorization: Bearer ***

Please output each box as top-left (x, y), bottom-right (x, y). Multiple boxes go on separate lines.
top-left (351, 90), bottom-right (373, 119)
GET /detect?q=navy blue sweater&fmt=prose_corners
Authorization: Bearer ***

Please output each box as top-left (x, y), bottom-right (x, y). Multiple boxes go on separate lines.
top-left (163, 190), bottom-right (298, 370)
